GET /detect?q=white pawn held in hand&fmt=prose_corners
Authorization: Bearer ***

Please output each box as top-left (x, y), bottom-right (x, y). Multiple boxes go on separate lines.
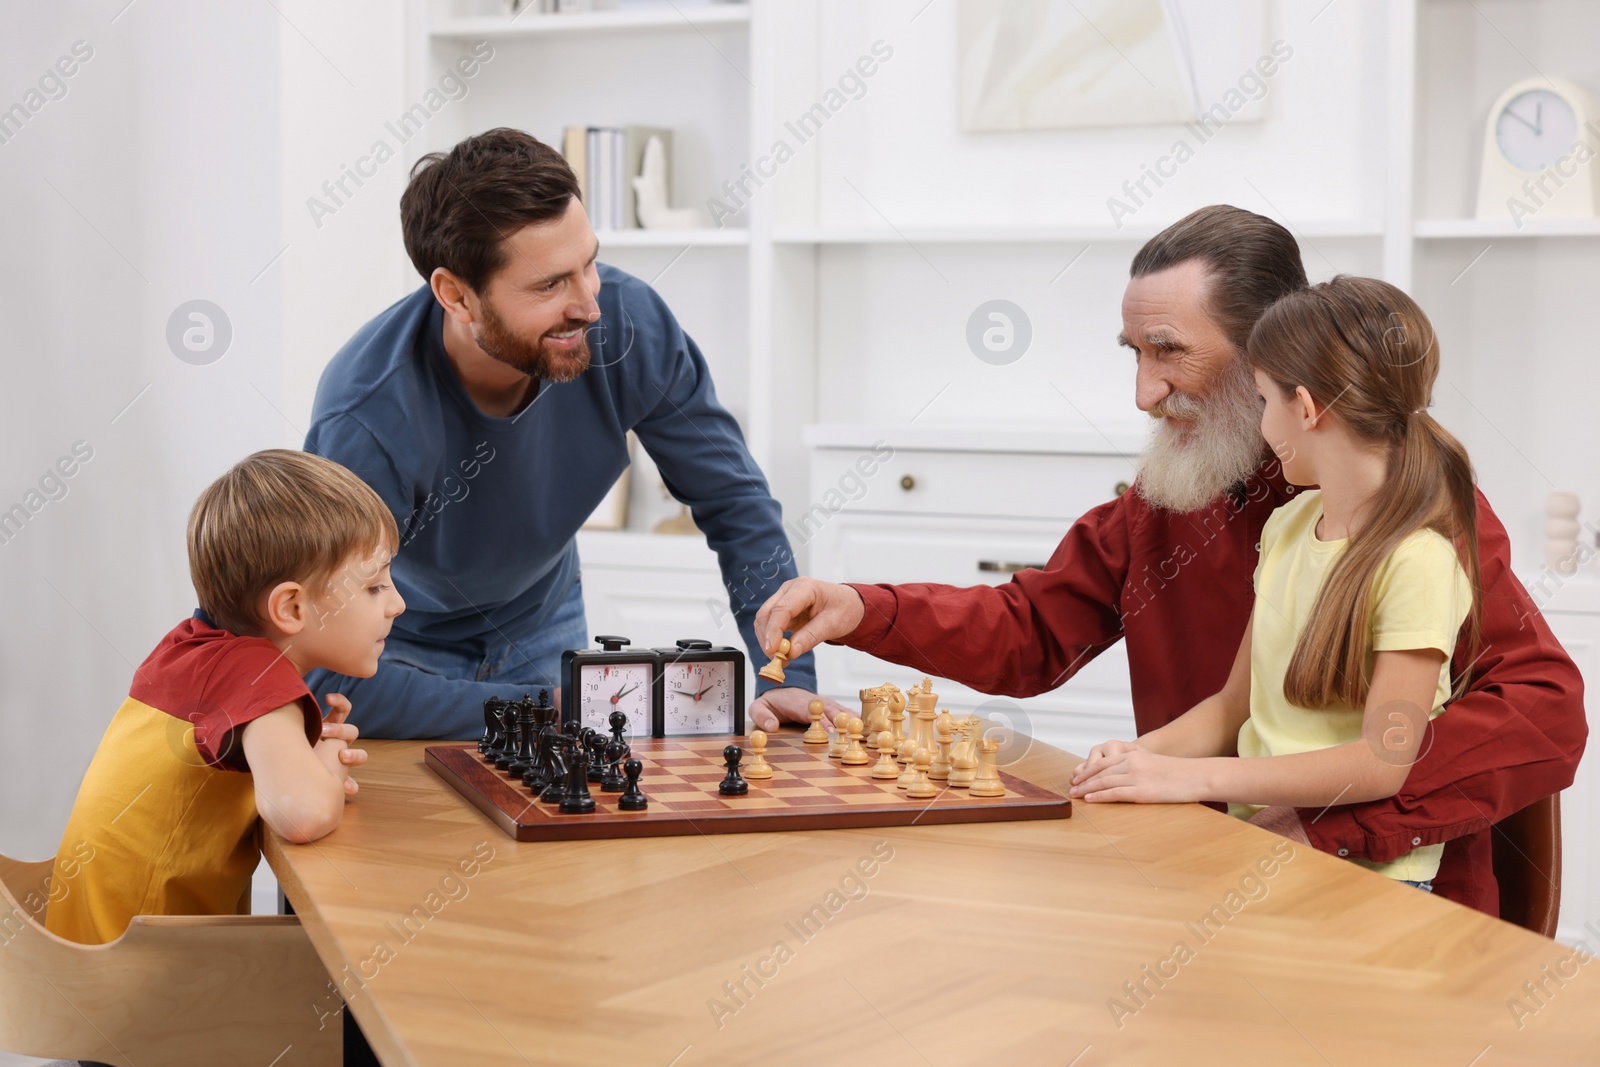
top-left (759, 637), bottom-right (791, 684)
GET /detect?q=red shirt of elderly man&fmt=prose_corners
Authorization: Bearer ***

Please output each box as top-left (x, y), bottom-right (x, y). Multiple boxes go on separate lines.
top-left (755, 205), bottom-right (1585, 919)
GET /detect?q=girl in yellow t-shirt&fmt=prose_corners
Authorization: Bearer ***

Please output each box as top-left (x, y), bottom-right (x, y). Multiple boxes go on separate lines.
top-left (1070, 275), bottom-right (1480, 890)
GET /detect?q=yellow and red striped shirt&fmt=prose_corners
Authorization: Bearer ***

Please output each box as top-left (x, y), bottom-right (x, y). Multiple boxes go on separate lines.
top-left (45, 615), bottom-right (321, 945)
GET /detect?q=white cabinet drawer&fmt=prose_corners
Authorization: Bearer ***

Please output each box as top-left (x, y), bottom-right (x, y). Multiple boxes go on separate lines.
top-left (808, 447), bottom-right (1131, 523)
top-left (811, 513), bottom-right (1069, 587)
top-left (807, 511), bottom-right (1136, 753)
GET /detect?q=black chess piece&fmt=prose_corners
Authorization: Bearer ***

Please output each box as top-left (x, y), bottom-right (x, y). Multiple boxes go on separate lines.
top-left (719, 744), bottom-right (749, 797)
top-left (600, 740), bottom-right (626, 792)
top-left (617, 757), bottom-right (648, 811)
top-left (558, 735), bottom-right (597, 815)
top-left (522, 751), bottom-right (550, 795)
top-left (507, 702), bottom-right (537, 778)
top-left (480, 697), bottom-right (504, 756)
top-left (522, 695), bottom-right (560, 792)
top-left (539, 735), bottom-right (569, 804)
top-left (608, 709), bottom-right (629, 750)
top-left (495, 707), bottom-right (524, 772)
top-left (484, 697), bottom-right (513, 762)
top-left (586, 730), bottom-right (610, 783)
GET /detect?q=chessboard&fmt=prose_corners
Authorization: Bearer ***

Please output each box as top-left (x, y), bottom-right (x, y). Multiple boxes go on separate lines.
top-left (425, 732), bottom-right (1071, 843)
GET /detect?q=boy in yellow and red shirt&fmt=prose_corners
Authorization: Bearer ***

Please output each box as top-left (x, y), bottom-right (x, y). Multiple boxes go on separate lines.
top-left (46, 450), bottom-right (405, 945)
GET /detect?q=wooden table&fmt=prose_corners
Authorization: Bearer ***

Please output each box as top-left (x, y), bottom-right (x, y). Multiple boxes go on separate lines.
top-left (266, 735), bottom-right (1600, 1066)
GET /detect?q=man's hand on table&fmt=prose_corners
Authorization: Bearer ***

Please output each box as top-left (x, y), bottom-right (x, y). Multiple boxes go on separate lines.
top-left (755, 577), bottom-right (865, 661)
top-left (749, 686), bottom-right (852, 734)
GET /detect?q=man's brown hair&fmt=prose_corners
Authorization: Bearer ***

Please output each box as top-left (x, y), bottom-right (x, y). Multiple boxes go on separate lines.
top-left (401, 127), bottom-right (581, 291)
top-left (1130, 204), bottom-right (1309, 352)
top-left (188, 450), bottom-right (399, 637)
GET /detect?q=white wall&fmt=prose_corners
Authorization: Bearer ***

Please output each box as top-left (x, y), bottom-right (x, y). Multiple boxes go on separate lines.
top-left (796, 0), bottom-right (1388, 429)
top-left (0, 0), bottom-right (287, 860)
top-left (279, 0), bottom-right (413, 433)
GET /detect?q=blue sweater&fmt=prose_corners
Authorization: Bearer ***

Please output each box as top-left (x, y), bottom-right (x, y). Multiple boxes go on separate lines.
top-left (304, 266), bottom-right (814, 738)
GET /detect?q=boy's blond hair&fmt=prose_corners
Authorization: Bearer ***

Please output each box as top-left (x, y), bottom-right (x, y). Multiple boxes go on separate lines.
top-left (188, 450), bottom-right (399, 637)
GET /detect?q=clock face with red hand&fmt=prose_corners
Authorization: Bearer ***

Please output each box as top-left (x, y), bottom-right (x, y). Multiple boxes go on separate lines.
top-left (662, 661), bottom-right (735, 735)
top-left (577, 662), bottom-right (652, 740)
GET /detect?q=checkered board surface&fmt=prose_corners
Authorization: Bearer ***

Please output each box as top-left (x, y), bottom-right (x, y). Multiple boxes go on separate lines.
top-left (425, 733), bottom-right (1071, 842)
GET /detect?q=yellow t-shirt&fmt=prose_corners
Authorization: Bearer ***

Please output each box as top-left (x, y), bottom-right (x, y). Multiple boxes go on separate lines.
top-left (45, 616), bottom-right (321, 945)
top-left (1231, 490), bottom-right (1472, 882)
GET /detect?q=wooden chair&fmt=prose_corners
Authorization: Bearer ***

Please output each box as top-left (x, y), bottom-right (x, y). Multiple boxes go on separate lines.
top-left (0, 851), bottom-right (340, 1066)
top-left (1493, 793), bottom-right (1563, 937)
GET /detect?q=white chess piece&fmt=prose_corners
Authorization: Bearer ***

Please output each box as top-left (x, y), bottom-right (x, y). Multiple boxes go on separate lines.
top-left (632, 136), bottom-right (703, 231)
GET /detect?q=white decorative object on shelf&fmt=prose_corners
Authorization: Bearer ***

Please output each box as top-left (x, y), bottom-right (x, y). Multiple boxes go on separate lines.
top-left (633, 136), bottom-right (703, 230)
top-left (957, 0), bottom-right (1268, 131)
top-left (582, 432), bottom-right (634, 530)
top-left (1475, 76), bottom-right (1600, 224)
top-left (1546, 491), bottom-right (1582, 576)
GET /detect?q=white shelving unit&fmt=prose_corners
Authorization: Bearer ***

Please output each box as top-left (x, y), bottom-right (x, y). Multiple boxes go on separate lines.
top-left (403, 0), bottom-right (1600, 936)
top-left (406, 0), bottom-right (758, 656)
top-left (1413, 218), bottom-right (1600, 238)
top-left (772, 220), bottom-right (1387, 244)
top-left (400, 0), bottom-right (1600, 557)
top-left (429, 4), bottom-right (749, 39)
top-left (595, 227), bottom-right (748, 247)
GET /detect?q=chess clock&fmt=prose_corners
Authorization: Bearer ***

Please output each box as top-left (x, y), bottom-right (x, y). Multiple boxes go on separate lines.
top-left (654, 639), bottom-right (745, 738)
top-left (1476, 77), bottom-right (1600, 222)
top-left (561, 636), bottom-right (659, 743)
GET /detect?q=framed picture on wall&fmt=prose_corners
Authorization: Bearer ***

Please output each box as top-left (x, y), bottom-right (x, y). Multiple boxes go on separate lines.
top-left (582, 432), bottom-right (634, 530)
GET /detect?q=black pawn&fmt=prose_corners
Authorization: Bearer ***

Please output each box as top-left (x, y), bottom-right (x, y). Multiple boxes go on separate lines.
top-left (618, 758), bottom-right (648, 811)
top-left (600, 740), bottom-right (626, 792)
top-left (585, 730), bottom-right (607, 783)
top-left (495, 708), bottom-right (523, 771)
top-left (719, 744), bottom-right (749, 797)
top-left (559, 737), bottom-right (597, 815)
top-left (609, 709), bottom-right (629, 750)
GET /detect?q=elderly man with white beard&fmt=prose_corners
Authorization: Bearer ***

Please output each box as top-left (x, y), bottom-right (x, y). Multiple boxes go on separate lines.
top-left (754, 205), bottom-right (1586, 918)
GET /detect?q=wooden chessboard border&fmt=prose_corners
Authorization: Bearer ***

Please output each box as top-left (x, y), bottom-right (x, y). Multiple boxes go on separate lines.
top-left (425, 733), bottom-right (1071, 842)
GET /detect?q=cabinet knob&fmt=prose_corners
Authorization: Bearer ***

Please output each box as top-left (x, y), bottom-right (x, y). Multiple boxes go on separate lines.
top-left (900, 475), bottom-right (916, 491)
top-left (1115, 481), bottom-right (1130, 496)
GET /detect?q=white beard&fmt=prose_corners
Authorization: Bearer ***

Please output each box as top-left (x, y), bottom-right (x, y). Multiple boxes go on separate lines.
top-left (1135, 358), bottom-right (1268, 513)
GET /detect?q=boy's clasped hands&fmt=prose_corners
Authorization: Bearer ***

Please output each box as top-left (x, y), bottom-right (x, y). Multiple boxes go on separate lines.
top-left (320, 692), bottom-right (368, 797)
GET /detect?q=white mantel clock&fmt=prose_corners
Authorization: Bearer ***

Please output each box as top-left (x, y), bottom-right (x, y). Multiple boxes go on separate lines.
top-left (1476, 77), bottom-right (1600, 223)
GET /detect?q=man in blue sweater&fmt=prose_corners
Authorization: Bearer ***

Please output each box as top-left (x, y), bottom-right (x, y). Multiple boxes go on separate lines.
top-left (304, 128), bottom-right (831, 739)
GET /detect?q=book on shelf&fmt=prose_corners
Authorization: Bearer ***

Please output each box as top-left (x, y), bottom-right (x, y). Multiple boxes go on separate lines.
top-left (561, 125), bottom-right (673, 231)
